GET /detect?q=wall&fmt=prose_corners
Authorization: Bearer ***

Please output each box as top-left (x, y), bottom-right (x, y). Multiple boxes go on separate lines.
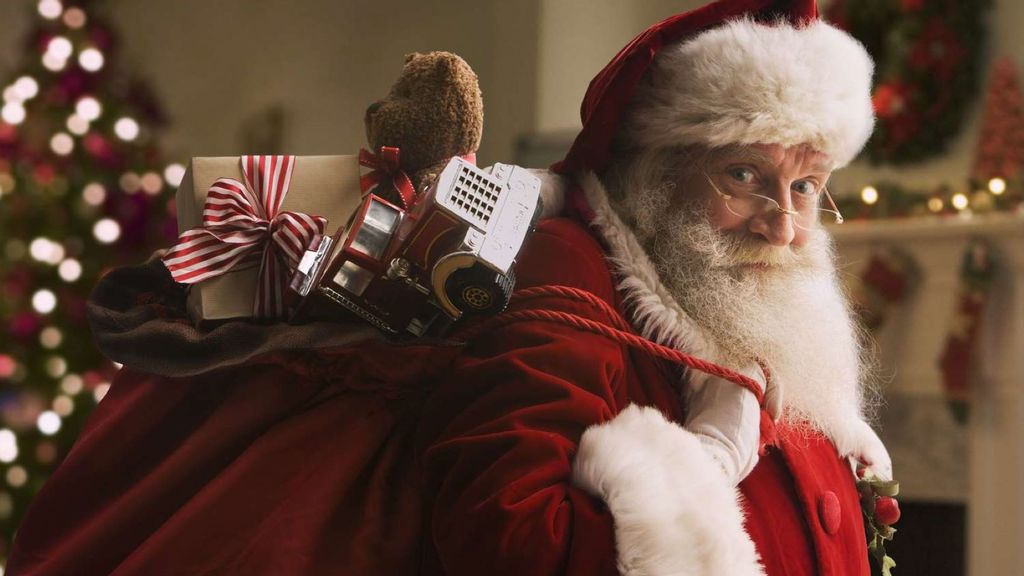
top-left (1, 0), bottom-right (540, 167)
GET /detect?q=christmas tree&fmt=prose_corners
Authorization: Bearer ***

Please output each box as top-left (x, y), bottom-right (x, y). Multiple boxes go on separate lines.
top-left (973, 57), bottom-right (1024, 183)
top-left (0, 0), bottom-right (179, 560)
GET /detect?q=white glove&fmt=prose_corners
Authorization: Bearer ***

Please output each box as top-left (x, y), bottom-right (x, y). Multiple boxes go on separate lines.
top-left (684, 363), bottom-right (778, 485)
top-left (847, 419), bottom-right (893, 481)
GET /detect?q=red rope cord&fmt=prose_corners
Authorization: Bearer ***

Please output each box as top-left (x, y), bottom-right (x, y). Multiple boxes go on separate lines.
top-left (509, 285), bottom-right (632, 332)
top-left (455, 285), bottom-right (764, 405)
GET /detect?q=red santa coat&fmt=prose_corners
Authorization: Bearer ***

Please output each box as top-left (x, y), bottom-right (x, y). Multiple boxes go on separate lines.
top-left (416, 173), bottom-right (871, 576)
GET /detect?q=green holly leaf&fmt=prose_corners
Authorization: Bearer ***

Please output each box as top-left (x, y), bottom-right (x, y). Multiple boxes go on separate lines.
top-left (881, 554), bottom-right (896, 576)
top-left (872, 480), bottom-right (900, 497)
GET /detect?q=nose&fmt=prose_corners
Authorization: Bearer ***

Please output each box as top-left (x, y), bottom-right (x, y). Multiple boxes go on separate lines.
top-left (748, 209), bottom-right (796, 247)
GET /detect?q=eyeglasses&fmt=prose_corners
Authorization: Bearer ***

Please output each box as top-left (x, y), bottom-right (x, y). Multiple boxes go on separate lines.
top-left (702, 171), bottom-right (844, 230)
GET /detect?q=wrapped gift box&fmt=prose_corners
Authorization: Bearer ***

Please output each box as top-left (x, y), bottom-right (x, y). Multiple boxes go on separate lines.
top-left (173, 155), bottom-right (362, 322)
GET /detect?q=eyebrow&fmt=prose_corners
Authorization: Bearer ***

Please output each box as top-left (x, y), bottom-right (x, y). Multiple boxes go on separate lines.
top-left (708, 145), bottom-right (833, 175)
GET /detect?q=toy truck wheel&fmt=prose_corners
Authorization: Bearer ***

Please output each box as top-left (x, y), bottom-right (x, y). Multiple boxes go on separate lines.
top-left (444, 264), bottom-right (514, 315)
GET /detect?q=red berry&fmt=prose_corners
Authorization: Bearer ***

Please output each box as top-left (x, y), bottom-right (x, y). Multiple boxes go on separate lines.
top-left (875, 496), bottom-right (901, 525)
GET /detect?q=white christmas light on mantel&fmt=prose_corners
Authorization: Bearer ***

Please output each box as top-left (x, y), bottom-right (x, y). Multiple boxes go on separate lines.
top-left (952, 192), bottom-right (969, 211)
top-left (37, 0), bottom-right (63, 20)
top-left (114, 117), bottom-right (140, 141)
top-left (53, 395), bottom-right (74, 417)
top-left (860, 185), bottom-right (879, 205)
top-left (78, 48), bottom-right (104, 72)
top-left (141, 171), bottom-right (163, 195)
top-left (988, 177), bottom-right (1007, 195)
top-left (928, 197), bottom-right (944, 213)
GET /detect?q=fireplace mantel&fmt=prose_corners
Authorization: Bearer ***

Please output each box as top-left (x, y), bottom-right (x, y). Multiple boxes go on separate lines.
top-left (832, 212), bottom-right (1024, 576)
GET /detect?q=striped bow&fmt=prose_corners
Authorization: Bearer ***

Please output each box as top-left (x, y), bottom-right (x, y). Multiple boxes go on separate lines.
top-left (359, 146), bottom-right (417, 209)
top-left (162, 155), bottom-right (327, 319)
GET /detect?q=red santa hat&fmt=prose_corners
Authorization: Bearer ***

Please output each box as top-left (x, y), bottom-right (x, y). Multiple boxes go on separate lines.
top-left (554, 0), bottom-right (875, 175)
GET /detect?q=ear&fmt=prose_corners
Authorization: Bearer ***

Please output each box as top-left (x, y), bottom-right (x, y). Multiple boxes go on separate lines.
top-left (404, 52), bottom-right (421, 65)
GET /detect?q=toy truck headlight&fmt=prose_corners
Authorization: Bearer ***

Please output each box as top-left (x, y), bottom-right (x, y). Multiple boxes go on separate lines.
top-left (350, 198), bottom-right (400, 260)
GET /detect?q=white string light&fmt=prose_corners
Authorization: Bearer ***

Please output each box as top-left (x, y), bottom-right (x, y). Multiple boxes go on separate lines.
top-left (164, 163), bottom-right (186, 187)
top-left (60, 374), bottom-right (84, 395)
top-left (53, 395), bottom-right (75, 417)
top-left (860, 186), bottom-right (879, 205)
top-left (42, 51), bottom-right (67, 72)
top-left (63, 6), bottom-right (86, 28)
top-left (14, 76), bottom-right (38, 100)
top-left (952, 192), bottom-right (969, 210)
top-left (93, 218), bottom-right (121, 244)
top-left (2, 102), bottom-right (26, 125)
top-left (46, 37), bottom-right (73, 60)
top-left (32, 289), bottom-right (57, 314)
top-left (37, 411), bottom-right (61, 436)
top-left (82, 182), bottom-right (106, 205)
top-left (58, 258), bottom-right (82, 282)
top-left (988, 177), bottom-right (1007, 195)
top-left (50, 132), bottom-right (74, 155)
top-left (0, 430), bottom-right (18, 463)
top-left (75, 96), bottom-right (101, 121)
top-left (37, 0), bottom-right (63, 20)
top-left (40, 326), bottom-right (63, 348)
top-left (114, 117), bottom-right (140, 141)
top-left (141, 171), bottom-right (163, 195)
top-left (67, 113), bottom-right (89, 135)
top-left (5, 466), bottom-right (27, 489)
top-left (78, 48), bottom-right (104, 72)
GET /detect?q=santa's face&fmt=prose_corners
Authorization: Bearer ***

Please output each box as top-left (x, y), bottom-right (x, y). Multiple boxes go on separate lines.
top-left (609, 142), bottom-right (871, 441)
top-left (681, 143), bottom-right (834, 251)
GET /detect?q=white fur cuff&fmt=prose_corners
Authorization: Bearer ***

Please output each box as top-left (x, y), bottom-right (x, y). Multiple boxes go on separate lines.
top-left (572, 404), bottom-right (764, 576)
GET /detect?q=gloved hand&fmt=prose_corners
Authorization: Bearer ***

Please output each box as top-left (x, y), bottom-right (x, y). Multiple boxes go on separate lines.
top-left (847, 418), bottom-right (893, 481)
top-left (684, 363), bottom-right (780, 485)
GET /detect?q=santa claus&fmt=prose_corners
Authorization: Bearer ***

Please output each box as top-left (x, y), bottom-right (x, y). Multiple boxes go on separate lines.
top-left (415, 0), bottom-right (893, 575)
top-left (8, 1), bottom-right (895, 575)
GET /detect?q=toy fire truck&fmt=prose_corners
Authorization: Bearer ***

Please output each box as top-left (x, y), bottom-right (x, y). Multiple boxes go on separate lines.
top-left (289, 157), bottom-right (542, 337)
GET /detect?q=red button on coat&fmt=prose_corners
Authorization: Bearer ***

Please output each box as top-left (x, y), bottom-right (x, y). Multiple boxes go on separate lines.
top-left (818, 491), bottom-right (842, 535)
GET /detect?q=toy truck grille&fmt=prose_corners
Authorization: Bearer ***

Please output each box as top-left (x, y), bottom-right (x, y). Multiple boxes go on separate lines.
top-left (439, 162), bottom-right (502, 230)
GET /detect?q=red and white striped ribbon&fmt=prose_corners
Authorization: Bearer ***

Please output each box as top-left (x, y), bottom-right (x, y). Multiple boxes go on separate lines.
top-left (162, 155), bottom-right (327, 319)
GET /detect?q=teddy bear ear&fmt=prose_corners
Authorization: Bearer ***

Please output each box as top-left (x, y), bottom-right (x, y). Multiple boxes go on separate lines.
top-left (404, 52), bottom-right (422, 65)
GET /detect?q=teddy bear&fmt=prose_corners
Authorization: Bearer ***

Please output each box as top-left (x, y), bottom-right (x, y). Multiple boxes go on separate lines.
top-left (363, 51), bottom-right (484, 205)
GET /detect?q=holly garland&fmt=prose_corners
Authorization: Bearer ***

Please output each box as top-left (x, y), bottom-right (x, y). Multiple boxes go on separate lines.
top-left (828, 0), bottom-right (992, 164)
top-left (938, 239), bottom-right (997, 423)
top-left (857, 470), bottom-right (901, 576)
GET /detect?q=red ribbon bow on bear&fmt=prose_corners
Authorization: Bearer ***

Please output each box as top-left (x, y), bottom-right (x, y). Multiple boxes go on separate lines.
top-left (358, 146), bottom-right (418, 210)
top-left (162, 155), bottom-right (328, 319)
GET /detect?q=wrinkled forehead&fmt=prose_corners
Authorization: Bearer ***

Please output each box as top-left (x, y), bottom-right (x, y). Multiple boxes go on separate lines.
top-left (699, 143), bottom-right (835, 175)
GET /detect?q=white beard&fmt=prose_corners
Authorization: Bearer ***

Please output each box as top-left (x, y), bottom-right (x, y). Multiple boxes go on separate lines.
top-left (610, 178), bottom-right (873, 447)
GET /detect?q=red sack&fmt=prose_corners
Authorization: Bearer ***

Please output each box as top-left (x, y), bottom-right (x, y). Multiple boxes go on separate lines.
top-left (8, 261), bottom-right (462, 576)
